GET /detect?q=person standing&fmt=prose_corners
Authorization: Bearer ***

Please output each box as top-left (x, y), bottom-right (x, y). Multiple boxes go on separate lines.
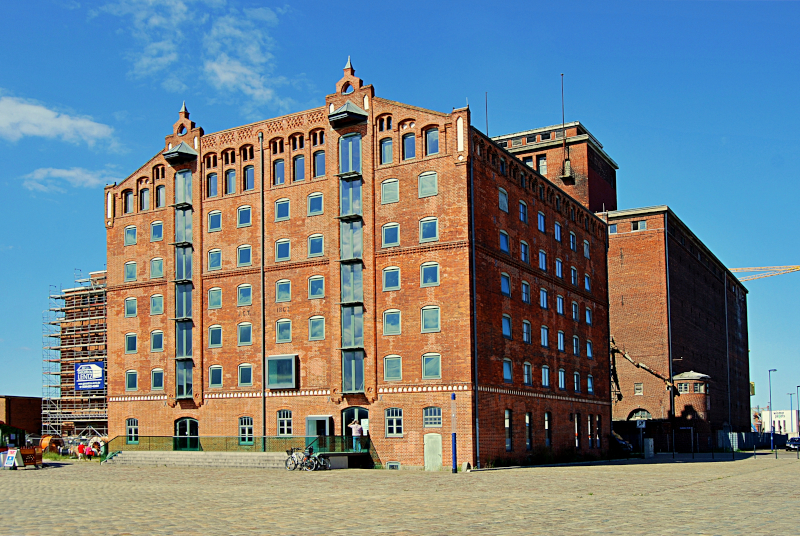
top-left (77, 443), bottom-right (85, 461)
top-left (348, 419), bottom-right (363, 452)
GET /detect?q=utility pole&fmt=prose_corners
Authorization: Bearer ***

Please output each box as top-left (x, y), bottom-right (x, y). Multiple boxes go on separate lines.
top-left (768, 369), bottom-right (777, 451)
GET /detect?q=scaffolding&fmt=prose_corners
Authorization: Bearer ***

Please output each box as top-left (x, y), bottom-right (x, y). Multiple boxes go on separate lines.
top-left (42, 270), bottom-right (108, 438)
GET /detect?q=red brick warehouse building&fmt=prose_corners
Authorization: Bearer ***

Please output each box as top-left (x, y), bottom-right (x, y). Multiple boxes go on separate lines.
top-left (104, 60), bottom-right (611, 468)
top-left (601, 206), bottom-right (750, 450)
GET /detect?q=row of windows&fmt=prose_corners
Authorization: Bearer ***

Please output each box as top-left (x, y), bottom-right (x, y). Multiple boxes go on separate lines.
top-left (206, 165), bottom-right (256, 197)
top-left (500, 274), bottom-right (593, 323)
top-left (125, 364), bottom-right (253, 391)
top-left (122, 305), bottom-right (443, 351)
top-left (498, 188), bottom-right (593, 258)
top-left (121, 186), bottom-right (167, 215)
top-left (499, 233), bottom-right (592, 291)
top-left (501, 317), bottom-right (594, 355)
top-left (504, 410), bottom-right (602, 452)
top-left (504, 362), bottom-right (595, 393)
top-left (378, 129), bottom-right (439, 165)
top-left (608, 220), bottom-right (647, 234)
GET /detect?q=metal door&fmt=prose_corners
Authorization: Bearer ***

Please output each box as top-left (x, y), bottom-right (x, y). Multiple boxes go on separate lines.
top-left (424, 433), bottom-right (442, 471)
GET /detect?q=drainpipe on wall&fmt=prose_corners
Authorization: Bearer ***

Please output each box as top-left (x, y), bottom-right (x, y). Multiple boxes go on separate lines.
top-left (724, 278), bottom-right (732, 432)
top-left (468, 152), bottom-right (480, 468)
top-left (258, 131), bottom-right (266, 451)
top-left (664, 215), bottom-right (674, 420)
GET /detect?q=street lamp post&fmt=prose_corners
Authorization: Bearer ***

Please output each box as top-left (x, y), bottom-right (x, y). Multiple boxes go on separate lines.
top-left (768, 369), bottom-right (777, 452)
top-left (796, 386), bottom-right (800, 440)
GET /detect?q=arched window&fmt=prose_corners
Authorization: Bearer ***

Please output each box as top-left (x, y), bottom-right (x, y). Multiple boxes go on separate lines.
top-left (423, 407), bottom-right (442, 427)
top-left (422, 353), bottom-right (441, 379)
top-left (273, 159), bottom-right (285, 185)
top-left (503, 358), bottom-right (512, 383)
top-left (402, 133), bottom-right (415, 160)
top-left (239, 416), bottom-right (254, 445)
top-left (238, 322), bottom-right (253, 346)
top-left (521, 281), bottom-right (531, 303)
top-left (126, 418), bottom-right (139, 444)
top-left (208, 249), bottom-right (221, 271)
top-left (125, 333), bottom-right (137, 354)
top-left (629, 409), bottom-right (652, 420)
top-left (587, 375), bottom-right (594, 394)
top-left (124, 297), bottom-right (137, 318)
top-left (558, 368), bottom-right (566, 390)
top-left (275, 318), bottom-right (291, 343)
top-left (124, 225), bottom-right (137, 246)
top-left (380, 138), bottom-right (392, 165)
top-left (542, 365), bottom-right (550, 387)
top-left (275, 279), bottom-right (291, 303)
top-left (519, 201), bottom-right (528, 223)
top-left (123, 190), bottom-right (134, 214)
top-left (502, 314), bottom-right (512, 339)
top-left (208, 287), bottom-right (222, 309)
top-left (155, 185), bottom-right (166, 208)
top-left (139, 188), bottom-right (150, 210)
top-left (520, 241), bottom-right (530, 263)
top-left (277, 410), bottom-right (292, 435)
top-left (150, 258), bottom-right (164, 279)
top-left (418, 171), bottom-right (437, 198)
top-left (419, 217), bottom-right (438, 243)
top-left (539, 250), bottom-right (547, 271)
top-left (307, 192), bottom-right (324, 215)
top-left (309, 315), bottom-right (325, 341)
top-left (237, 205), bottom-right (252, 227)
top-left (238, 363), bottom-right (253, 386)
top-left (209, 365), bottom-right (223, 387)
top-left (573, 336), bottom-right (580, 356)
top-left (293, 155), bottom-right (305, 182)
top-left (421, 306), bottom-right (440, 333)
top-left (225, 168), bottom-right (236, 194)
top-left (523, 362), bottom-right (532, 385)
top-left (308, 275), bottom-right (325, 299)
top-left (151, 368), bottom-right (164, 390)
top-left (522, 321), bottom-right (532, 344)
top-left (383, 266), bottom-right (400, 291)
top-left (499, 231), bottom-right (510, 253)
top-left (150, 294), bottom-right (164, 315)
top-left (275, 239), bottom-right (290, 261)
top-left (425, 128), bottom-right (439, 155)
top-left (500, 272), bottom-right (511, 296)
top-left (208, 325), bottom-right (222, 348)
top-left (383, 309), bottom-right (401, 335)
top-left (150, 330), bottom-right (164, 352)
top-left (243, 165), bottom-right (254, 191)
top-left (382, 223), bottom-right (400, 248)
top-left (237, 284), bottom-right (252, 306)
top-left (308, 233), bottom-right (324, 257)
top-left (381, 179), bottom-right (399, 204)
top-left (498, 188), bottom-right (509, 212)
top-left (420, 262), bottom-right (439, 287)
top-left (540, 326), bottom-right (549, 347)
top-left (313, 151), bottom-right (325, 177)
top-left (150, 221), bottom-right (163, 242)
top-left (384, 355), bottom-right (402, 381)
top-left (237, 245), bottom-right (252, 267)
top-left (124, 261), bottom-right (137, 282)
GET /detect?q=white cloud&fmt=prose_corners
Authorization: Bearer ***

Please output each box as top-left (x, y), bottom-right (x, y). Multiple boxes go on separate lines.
top-left (22, 167), bottom-right (121, 193)
top-left (0, 96), bottom-right (114, 145)
top-left (98, 1), bottom-right (293, 112)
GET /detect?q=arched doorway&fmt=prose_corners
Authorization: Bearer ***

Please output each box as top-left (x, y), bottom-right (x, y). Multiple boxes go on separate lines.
top-left (174, 417), bottom-right (199, 451)
top-left (342, 407), bottom-right (369, 451)
top-left (628, 409), bottom-right (652, 421)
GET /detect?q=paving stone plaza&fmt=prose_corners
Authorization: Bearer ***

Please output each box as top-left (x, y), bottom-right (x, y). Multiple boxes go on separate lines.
top-left (2, 455), bottom-right (799, 535)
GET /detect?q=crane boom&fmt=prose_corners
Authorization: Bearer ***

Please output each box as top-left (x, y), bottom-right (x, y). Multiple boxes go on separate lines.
top-left (609, 337), bottom-right (678, 402)
top-left (729, 266), bottom-right (800, 282)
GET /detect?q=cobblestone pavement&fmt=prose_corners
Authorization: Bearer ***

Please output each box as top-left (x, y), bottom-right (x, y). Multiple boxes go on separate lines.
top-left (1, 455), bottom-right (799, 535)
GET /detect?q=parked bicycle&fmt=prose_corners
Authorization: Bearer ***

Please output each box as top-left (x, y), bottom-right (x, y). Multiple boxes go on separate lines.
top-left (284, 446), bottom-right (331, 471)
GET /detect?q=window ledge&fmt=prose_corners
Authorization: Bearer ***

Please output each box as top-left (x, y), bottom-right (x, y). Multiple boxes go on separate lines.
top-left (337, 213), bottom-right (363, 222)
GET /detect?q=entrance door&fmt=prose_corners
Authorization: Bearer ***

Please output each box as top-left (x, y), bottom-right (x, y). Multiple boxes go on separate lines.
top-left (305, 416), bottom-right (332, 451)
top-left (342, 407), bottom-right (369, 452)
top-left (174, 418), bottom-right (199, 451)
top-left (424, 433), bottom-right (442, 471)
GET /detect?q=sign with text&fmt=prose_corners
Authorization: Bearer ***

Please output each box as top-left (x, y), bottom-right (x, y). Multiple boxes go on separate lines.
top-left (636, 420), bottom-right (646, 429)
top-left (3, 449), bottom-right (17, 467)
top-left (75, 362), bottom-right (105, 391)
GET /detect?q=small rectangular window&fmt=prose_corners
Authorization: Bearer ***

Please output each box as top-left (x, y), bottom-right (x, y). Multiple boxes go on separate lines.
top-left (124, 298), bottom-right (137, 317)
top-left (382, 223), bottom-right (400, 248)
top-left (419, 218), bottom-right (438, 243)
top-left (293, 156), bottom-right (305, 182)
top-left (309, 316), bottom-right (325, 340)
top-left (208, 250), bottom-right (221, 271)
top-left (150, 295), bottom-right (164, 315)
top-left (208, 325), bottom-right (222, 348)
top-left (609, 224), bottom-right (617, 234)
top-left (383, 267), bottom-right (400, 291)
top-left (632, 220), bottom-right (647, 231)
top-left (275, 320), bottom-right (291, 343)
top-left (239, 323), bottom-right (254, 345)
top-left (151, 369), bottom-right (164, 390)
top-left (238, 285), bottom-right (252, 306)
top-left (309, 276), bottom-right (325, 299)
top-left (538, 212), bottom-right (546, 232)
top-left (151, 331), bottom-right (163, 352)
top-left (125, 333), bottom-right (137, 354)
top-left (208, 288), bottom-right (222, 309)
top-left (384, 356), bottom-right (402, 381)
top-left (386, 407), bottom-right (404, 437)
top-left (380, 138), bottom-right (393, 165)
top-left (239, 364), bottom-right (253, 386)
top-left (383, 310), bottom-right (401, 335)
top-left (423, 407), bottom-right (442, 427)
top-left (537, 155), bottom-right (547, 175)
top-left (125, 371), bottom-right (137, 391)
top-left (238, 206), bottom-right (252, 227)
top-left (421, 307), bottom-right (441, 333)
top-left (124, 226), bottom-right (137, 246)
top-left (150, 222), bottom-right (163, 242)
top-left (276, 280), bottom-right (291, 303)
top-left (425, 129), bottom-right (439, 155)
top-left (267, 355), bottom-right (296, 389)
top-left (150, 258), bottom-right (163, 279)
top-left (209, 366), bottom-right (223, 388)
top-left (418, 172), bottom-right (438, 198)
top-left (422, 354), bottom-right (441, 379)
top-left (208, 211), bottom-right (221, 232)
top-left (275, 239), bottom-right (291, 262)
top-left (275, 199), bottom-right (290, 221)
top-left (238, 246), bottom-right (252, 267)
top-left (498, 189), bottom-right (509, 212)
top-left (381, 180), bottom-right (399, 204)
top-left (308, 193), bottom-right (324, 215)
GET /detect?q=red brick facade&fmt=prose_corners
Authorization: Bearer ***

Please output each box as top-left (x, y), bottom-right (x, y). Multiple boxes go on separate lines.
top-left (493, 123), bottom-right (619, 213)
top-left (0, 396), bottom-right (42, 435)
top-left (603, 206), bottom-right (750, 439)
top-left (105, 63), bottom-right (611, 468)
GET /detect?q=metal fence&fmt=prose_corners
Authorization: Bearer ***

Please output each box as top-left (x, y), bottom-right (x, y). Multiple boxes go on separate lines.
top-left (107, 435), bottom-right (381, 466)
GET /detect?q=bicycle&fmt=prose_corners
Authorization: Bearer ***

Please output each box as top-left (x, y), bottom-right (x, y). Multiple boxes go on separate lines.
top-left (311, 451), bottom-right (331, 470)
top-left (284, 447), bottom-right (317, 471)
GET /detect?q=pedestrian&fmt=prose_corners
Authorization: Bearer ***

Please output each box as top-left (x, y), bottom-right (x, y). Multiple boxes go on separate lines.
top-left (85, 445), bottom-right (94, 461)
top-left (348, 419), bottom-right (363, 452)
top-left (77, 442), bottom-right (85, 461)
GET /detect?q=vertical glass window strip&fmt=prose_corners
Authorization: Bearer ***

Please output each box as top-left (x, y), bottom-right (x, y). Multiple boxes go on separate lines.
top-left (176, 321), bottom-right (193, 358)
top-left (341, 263), bottom-right (364, 302)
top-left (175, 170), bottom-right (192, 205)
top-left (526, 412), bottom-right (532, 451)
top-left (176, 359), bottom-right (193, 398)
top-left (175, 208), bottom-right (193, 243)
top-left (175, 283), bottom-right (192, 319)
top-left (341, 305), bottom-right (364, 347)
top-left (545, 412), bottom-right (552, 447)
top-left (340, 220), bottom-right (363, 259)
top-left (176, 246), bottom-right (192, 280)
top-left (340, 178), bottom-right (363, 216)
top-left (339, 134), bottom-right (361, 174)
top-left (505, 409), bottom-right (512, 452)
top-left (342, 350), bottom-right (365, 393)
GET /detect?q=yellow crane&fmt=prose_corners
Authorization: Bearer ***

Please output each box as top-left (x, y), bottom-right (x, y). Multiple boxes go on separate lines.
top-left (728, 266), bottom-right (800, 282)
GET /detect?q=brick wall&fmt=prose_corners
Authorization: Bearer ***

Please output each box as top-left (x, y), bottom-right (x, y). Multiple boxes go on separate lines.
top-left (0, 396), bottom-right (42, 435)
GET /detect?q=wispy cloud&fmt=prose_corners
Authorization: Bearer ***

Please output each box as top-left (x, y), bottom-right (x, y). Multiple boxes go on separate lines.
top-left (0, 96), bottom-right (114, 145)
top-left (97, 1), bottom-right (293, 113)
top-left (22, 167), bottom-right (121, 193)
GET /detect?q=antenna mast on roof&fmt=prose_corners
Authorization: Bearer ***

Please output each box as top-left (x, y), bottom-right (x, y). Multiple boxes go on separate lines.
top-left (561, 74), bottom-right (572, 179)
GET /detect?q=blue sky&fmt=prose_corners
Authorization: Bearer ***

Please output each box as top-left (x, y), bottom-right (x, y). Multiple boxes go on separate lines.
top-left (1, 1), bottom-right (798, 412)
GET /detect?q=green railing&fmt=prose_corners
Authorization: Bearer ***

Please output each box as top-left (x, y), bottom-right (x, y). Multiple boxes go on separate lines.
top-left (106, 435), bottom-right (381, 467)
